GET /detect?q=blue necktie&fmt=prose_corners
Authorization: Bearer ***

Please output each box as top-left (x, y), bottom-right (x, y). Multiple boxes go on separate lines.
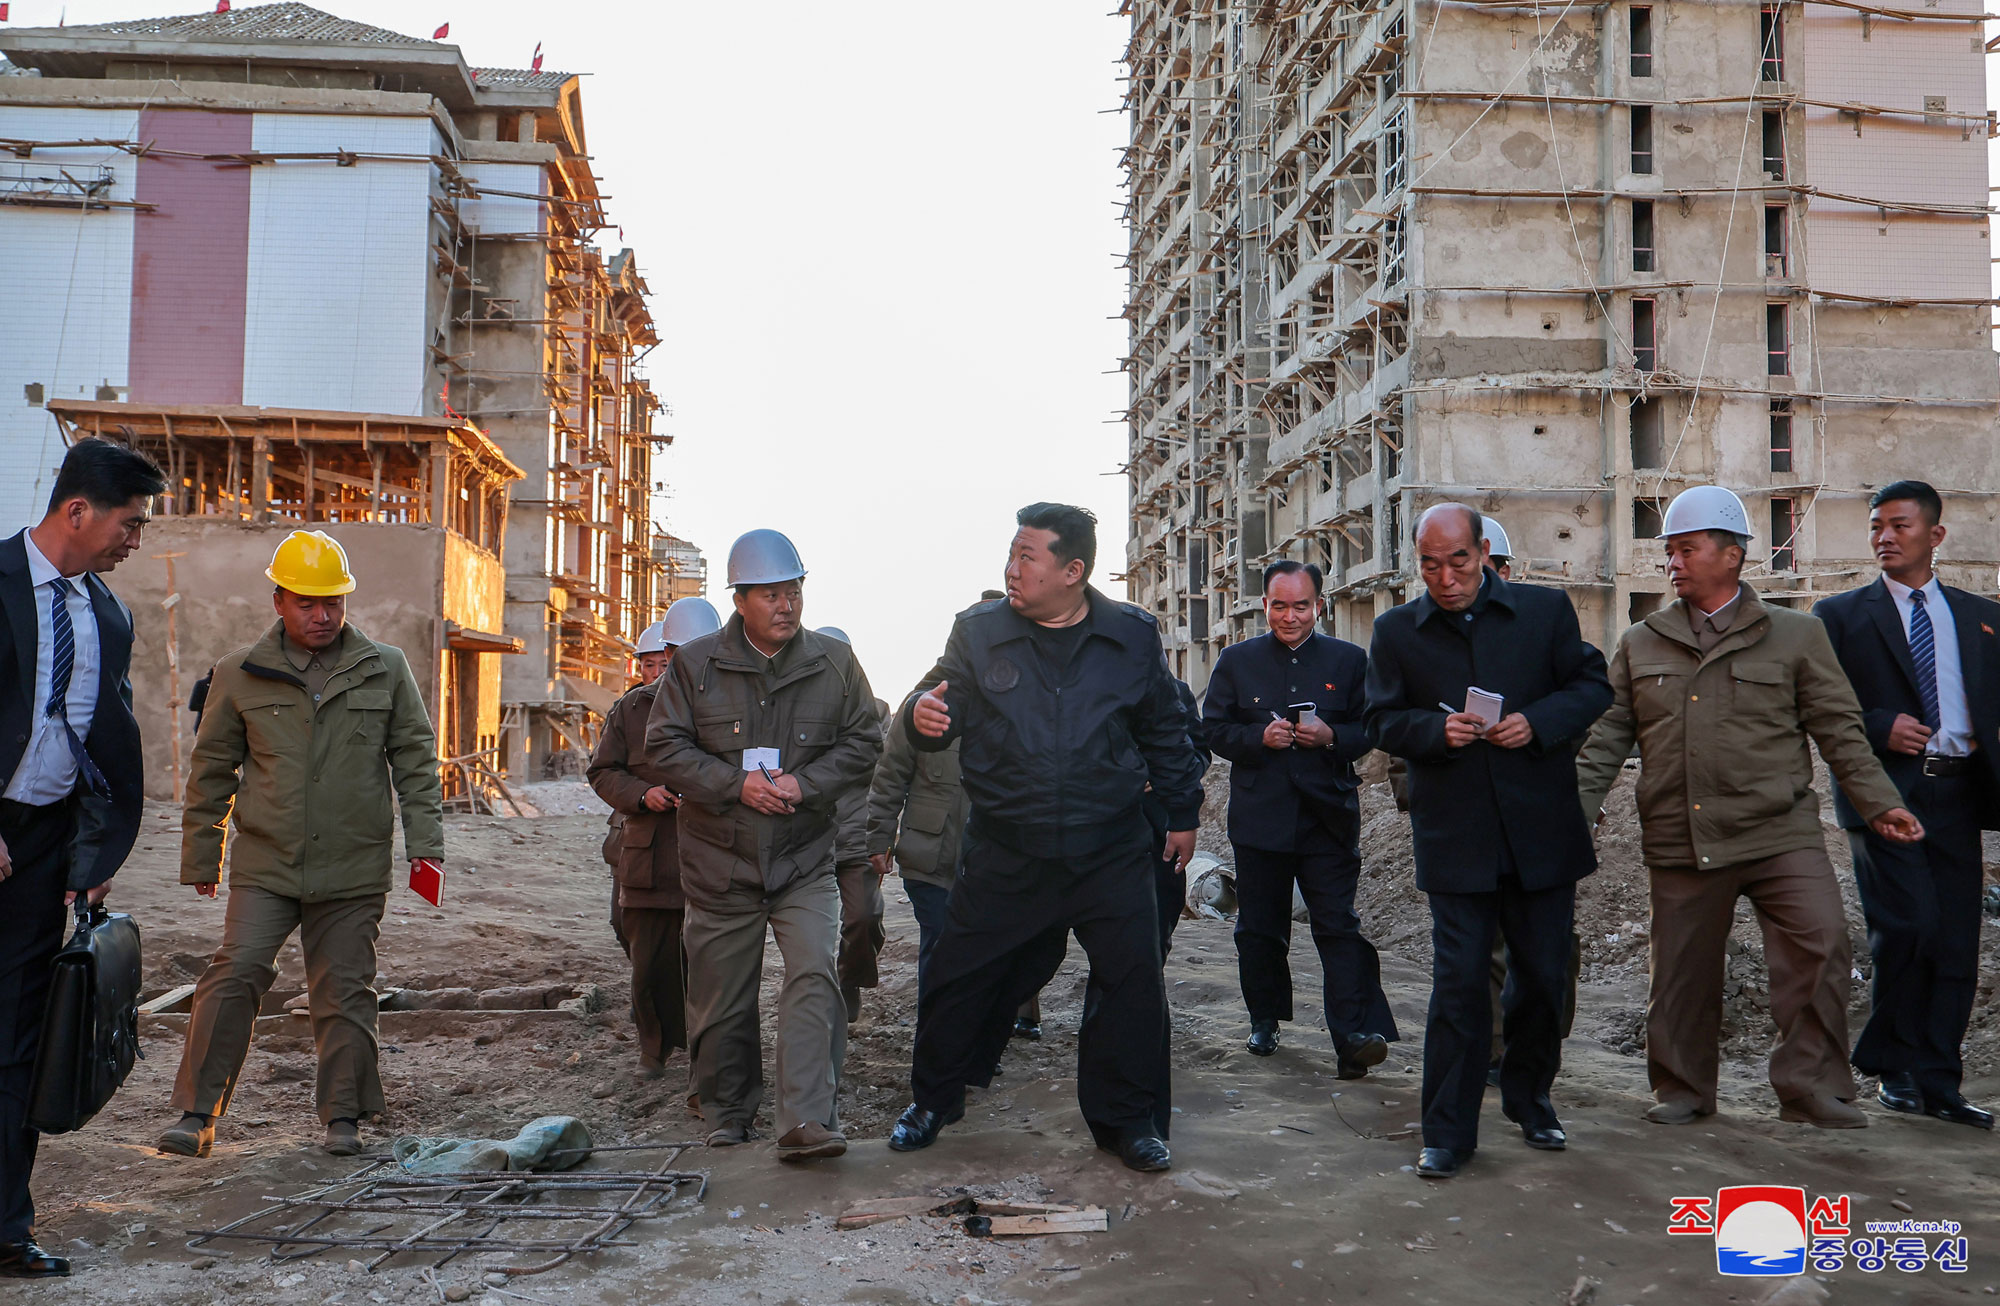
top-left (47, 577), bottom-right (110, 799)
top-left (1907, 588), bottom-right (1941, 733)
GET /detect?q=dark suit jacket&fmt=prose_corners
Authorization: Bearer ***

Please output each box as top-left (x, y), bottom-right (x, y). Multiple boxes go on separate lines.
top-left (0, 530), bottom-right (144, 890)
top-left (1813, 576), bottom-right (2000, 831)
top-left (1363, 575), bottom-right (1611, 893)
top-left (1203, 630), bottom-right (1370, 851)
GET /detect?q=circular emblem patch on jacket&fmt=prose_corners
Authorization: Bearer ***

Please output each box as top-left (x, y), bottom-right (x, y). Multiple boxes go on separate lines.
top-left (982, 657), bottom-right (1020, 693)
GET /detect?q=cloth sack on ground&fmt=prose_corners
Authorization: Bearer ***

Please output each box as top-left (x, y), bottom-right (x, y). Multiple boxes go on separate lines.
top-left (391, 1115), bottom-right (593, 1173)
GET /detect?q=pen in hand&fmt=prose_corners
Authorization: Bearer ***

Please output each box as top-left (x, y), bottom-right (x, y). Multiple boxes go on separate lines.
top-left (758, 762), bottom-right (795, 813)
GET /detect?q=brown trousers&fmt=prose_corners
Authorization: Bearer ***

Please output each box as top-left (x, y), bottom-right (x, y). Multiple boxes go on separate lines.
top-left (619, 905), bottom-right (687, 1066)
top-left (1646, 847), bottom-right (1856, 1111)
top-left (835, 861), bottom-right (886, 991)
top-left (170, 885), bottom-right (386, 1125)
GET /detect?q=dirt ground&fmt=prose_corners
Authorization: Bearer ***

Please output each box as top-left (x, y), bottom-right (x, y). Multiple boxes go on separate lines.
top-left (18, 768), bottom-right (2000, 1306)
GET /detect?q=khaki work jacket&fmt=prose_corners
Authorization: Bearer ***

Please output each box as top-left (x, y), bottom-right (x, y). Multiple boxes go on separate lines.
top-left (1576, 586), bottom-right (1903, 871)
top-left (183, 622), bottom-right (444, 901)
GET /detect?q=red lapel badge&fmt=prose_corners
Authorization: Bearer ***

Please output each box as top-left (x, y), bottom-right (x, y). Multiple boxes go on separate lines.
top-left (1325, 682), bottom-right (1335, 690)
top-left (1983, 623), bottom-right (1994, 636)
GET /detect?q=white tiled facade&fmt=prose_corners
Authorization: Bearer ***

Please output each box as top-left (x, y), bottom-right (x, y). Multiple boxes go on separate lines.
top-left (0, 107), bottom-right (139, 527)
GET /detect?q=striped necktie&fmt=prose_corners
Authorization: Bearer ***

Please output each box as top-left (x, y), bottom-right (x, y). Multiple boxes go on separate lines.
top-left (1907, 588), bottom-right (1941, 733)
top-left (47, 577), bottom-right (110, 798)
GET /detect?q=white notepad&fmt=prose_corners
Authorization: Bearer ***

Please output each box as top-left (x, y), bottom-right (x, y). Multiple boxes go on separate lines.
top-left (1464, 687), bottom-right (1505, 728)
top-left (741, 747), bottom-right (781, 773)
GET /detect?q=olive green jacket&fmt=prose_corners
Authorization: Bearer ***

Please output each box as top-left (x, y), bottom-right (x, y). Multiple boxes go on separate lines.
top-left (645, 617), bottom-right (883, 909)
top-left (1575, 586), bottom-right (1903, 871)
top-left (864, 720), bottom-right (967, 891)
top-left (182, 622), bottom-right (444, 900)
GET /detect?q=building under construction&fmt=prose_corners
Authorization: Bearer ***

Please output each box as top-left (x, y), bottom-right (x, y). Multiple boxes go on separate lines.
top-left (1121, 0), bottom-right (2000, 690)
top-left (0, 3), bottom-right (696, 781)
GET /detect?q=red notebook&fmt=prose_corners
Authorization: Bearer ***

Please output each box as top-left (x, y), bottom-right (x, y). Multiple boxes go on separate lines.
top-left (409, 858), bottom-right (445, 906)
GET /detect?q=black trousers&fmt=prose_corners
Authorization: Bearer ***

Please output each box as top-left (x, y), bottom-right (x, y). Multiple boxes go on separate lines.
top-left (911, 822), bottom-right (1170, 1146)
top-left (1422, 876), bottom-right (1574, 1152)
top-left (1848, 771), bottom-right (1983, 1097)
top-left (1232, 843), bottom-right (1398, 1041)
top-left (0, 799), bottom-right (75, 1242)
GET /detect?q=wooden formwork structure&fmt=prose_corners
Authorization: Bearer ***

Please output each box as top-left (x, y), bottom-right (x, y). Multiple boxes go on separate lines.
top-left (44, 400), bottom-right (522, 553)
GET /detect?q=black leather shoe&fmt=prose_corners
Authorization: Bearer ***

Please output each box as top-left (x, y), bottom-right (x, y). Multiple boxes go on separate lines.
top-left (1520, 1124), bottom-right (1568, 1151)
top-left (1877, 1072), bottom-right (1923, 1115)
top-left (887, 1103), bottom-right (963, 1152)
top-left (1246, 1020), bottom-right (1279, 1057)
top-left (1012, 1018), bottom-right (1042, 1041)
top-left (0, 1241), bottom-right (70, 1279)
top-left (1102, 1133), bottom-right (1171, 1173)
top-left (1485, 1060), bottom-right (1502, 1089)
top-left (1335, 1032), bottom-right (1388, 1080)
top-left (1415, 1147), bottom-right (1471, 1179)
top-left (1923, 1092), bottom-right (1995, 1131)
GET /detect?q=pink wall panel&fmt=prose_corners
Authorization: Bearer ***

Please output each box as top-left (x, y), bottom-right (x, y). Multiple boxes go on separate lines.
top-left (128, 109), bottom-right (251, 403)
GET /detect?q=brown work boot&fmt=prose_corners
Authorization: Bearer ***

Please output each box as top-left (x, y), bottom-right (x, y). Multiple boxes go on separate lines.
top-left (1779, 1093), bottom-right (1868, 1129)
top-left (842, 985), bottom-right (863, 1025)
top-left (637, 1056), bottom-right (665, 1081)
top-left (323, 1118), bottom-right (364, 1156)
top-left (158, 1113), bottom-right (214, 1158)
top-left (775, 1121), bottom-right (847, 1162)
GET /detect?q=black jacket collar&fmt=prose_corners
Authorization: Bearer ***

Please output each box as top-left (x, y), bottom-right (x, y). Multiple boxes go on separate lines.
top-left (982, 586), bottom-right (1139, 651)
top-left (1413, 571), bottom-right (1517, 627)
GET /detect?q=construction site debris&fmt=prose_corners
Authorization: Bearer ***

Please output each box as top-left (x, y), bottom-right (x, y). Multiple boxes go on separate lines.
top-left (390, 1117), bottom-right (594, 1175)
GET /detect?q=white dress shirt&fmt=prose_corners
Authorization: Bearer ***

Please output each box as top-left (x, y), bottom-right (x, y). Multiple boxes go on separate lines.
top-left (1883, 573), bottom-right (1973, 758)
top-left (2, 531), bottom-right (101, 804)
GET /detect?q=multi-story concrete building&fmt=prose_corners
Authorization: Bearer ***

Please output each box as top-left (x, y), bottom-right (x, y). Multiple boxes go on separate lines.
top-left (0, 2), bottom-right (687, 777)
top-left (1122, 0), bottom-right (1999, 690)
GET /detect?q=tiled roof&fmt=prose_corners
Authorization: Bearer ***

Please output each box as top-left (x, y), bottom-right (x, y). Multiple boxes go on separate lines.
top-left (471, 67), bottom-right (573, 92)
top-left (53, 3), bottom-right (441, 47)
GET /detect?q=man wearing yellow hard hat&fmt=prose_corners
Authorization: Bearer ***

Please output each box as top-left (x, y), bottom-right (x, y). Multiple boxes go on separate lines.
top-left (158, 530), bottom-right (443, 1160)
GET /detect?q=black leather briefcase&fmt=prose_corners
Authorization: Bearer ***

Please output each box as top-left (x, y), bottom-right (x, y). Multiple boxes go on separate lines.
top-left (28, 904), bottom-right (143, 1135)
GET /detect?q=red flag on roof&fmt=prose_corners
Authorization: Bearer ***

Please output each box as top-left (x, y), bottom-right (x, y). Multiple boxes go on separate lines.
top-left (215, 0), bottom-right (230, 12)
top-left (530, 42), bottom-right (543, 73)
top-left (433, 22), bottom-right (448, 39)
top-left (0, 5), bottom-right (11, 22)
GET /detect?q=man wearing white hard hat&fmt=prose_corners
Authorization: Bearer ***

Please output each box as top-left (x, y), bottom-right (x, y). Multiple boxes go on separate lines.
top-left (646, 531), bottom-right (883, 1161)
top-left (1577, 486), bottom-right (1922, 1129)
top-left (588, 596), bottom-right (722, 1079)
top-left (813, 627), bottom-right (892, 1026)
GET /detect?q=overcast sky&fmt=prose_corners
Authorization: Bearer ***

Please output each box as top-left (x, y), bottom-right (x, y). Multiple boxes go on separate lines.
top-left (3, 0), bottom-right (1132, 701)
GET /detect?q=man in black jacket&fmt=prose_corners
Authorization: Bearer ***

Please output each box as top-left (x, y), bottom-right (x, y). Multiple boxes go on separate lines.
top-left (0, 438), bottom-right (162, 1277)
top-left (1815, 481), bottom-right (1999, 1130)
top-left (886, 503), bottom-right (1205, 1172)
top-left (1203, 560), bottom-right (1396, 1072)
top-left (1365, 504), bottom-right (1611, 1179)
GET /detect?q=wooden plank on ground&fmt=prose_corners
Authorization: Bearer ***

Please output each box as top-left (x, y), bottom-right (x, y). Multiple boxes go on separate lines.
top-left (138, 983), bottom-right (197, 1015)
top-left (974, 1201), bottom-right (1081, 1217)
top-left (983, 1208), bottom-right (1109, 1236)
top-left (835, 1195), bottom-right (974, 1230)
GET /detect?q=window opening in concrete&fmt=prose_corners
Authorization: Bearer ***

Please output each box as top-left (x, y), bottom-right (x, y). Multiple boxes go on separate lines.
top-left (1769, 400), bottom-right (1793, 473)
top-left (1385, 215), bottom-right (1407, 286)
top-left (1632, 199), bottom-right (1656, 272)
top-left (1759, 6), bottom-right (1784, 81)
top-left (1766, 302), bottom-right (1789, 375)
top-left (1630, 397), bottom-right (1664, 466)
top-left (1632, 298), bottom-right (1658, 371)
top-left (1383, 107), bottom-right (1408, 193)
top-left (1386, 498), bottom-right (1403, 569)
top-left (1630, 105), bottom-right (1654, 174)
top-left (1630, 6), bottom-right (1654, 77)
top-left (1628, 590), bottom-right (1665, 625)
top-left (1764, 204), bottom-right (1788, 277)
top-left (1634, 497), bottom-right (1665, 538)
top-left (1770, 497), bottom-right (1797, 571)
top-left (1762, 110), bottom-right (1784, 177)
